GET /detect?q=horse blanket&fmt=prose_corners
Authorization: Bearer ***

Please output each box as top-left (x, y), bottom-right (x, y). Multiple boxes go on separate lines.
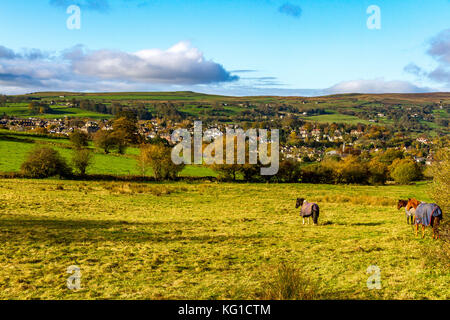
top-left (301, 201), bottom-right (318, 217)
top-left (414, 203), bottom-right (442, 226)
top-left (405, 207), bottom-right (414, 217)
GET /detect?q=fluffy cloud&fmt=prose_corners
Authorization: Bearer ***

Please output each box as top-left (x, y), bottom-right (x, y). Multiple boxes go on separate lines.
top-left (325, 79), bottom-right (432, 94)
top-left (278, 3), bottom-right (302, 18)
top-left (405, 28), bottom-right (450, 87)
top-left (0, 42), bottom-right (238, 93)
top-left (68, 42), bottom-right (237, 84)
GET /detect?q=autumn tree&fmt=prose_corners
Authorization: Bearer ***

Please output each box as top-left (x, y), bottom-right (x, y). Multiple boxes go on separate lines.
top-left (69, 130), bottom-right (89, 149)
top-left (21, 147), bottom-right (71, 178)
top-left (389, 158), bottom-right (422, 184)
top-left (72, 148), bottom-right (93, 176)
top-left (138, 143), bottom-right (185, 180)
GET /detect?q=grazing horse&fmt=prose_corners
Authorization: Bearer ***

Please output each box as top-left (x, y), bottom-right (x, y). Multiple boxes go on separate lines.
top-left (397, 199), bottom-right (414, 224)
top-left (296, 198), bottom-right (319, 225)
top-left (406, 198), bottom-right (443, 239)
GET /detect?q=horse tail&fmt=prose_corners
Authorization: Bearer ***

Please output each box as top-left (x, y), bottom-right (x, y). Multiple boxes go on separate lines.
top-left (312, 203), bottom-right (320, 224)
top-left (313, 204), bottom-right (320, 216)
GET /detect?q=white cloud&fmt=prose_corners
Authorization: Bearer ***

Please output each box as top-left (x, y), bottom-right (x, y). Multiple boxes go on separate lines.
top-left (0, 42), bottom-right (238, 94)
top-left (325, 79), bottom-right (432, 94)
top-left (69, 42), bottom-right (237, 84)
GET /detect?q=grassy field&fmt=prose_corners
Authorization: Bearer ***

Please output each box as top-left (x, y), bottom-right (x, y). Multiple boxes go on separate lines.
top-left (0, 104), bottom-right (112, 119)
top-left (0, 179), bottom-right (447, 300)
top-left (0, 130), bottom-right (216, 177)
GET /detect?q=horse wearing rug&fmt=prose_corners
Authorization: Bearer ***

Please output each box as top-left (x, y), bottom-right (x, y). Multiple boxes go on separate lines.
top-left (296, 198), bottom-right (319, 225)
top-left (406, 198), bottom-right (443, 239)
top-left (397, 199), bottom-right (414, 224)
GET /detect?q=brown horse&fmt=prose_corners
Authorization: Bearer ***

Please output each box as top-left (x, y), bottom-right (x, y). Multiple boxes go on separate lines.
top-left (397, 199), bottom-right (414, 224)
top-left (406, 198), bottom-right (443, 239)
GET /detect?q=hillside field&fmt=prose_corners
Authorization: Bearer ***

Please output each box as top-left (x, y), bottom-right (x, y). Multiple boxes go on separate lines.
top-left (0, 130), bottom-right (215, 177)
top-left (0, 179), bottom-right (448, 299)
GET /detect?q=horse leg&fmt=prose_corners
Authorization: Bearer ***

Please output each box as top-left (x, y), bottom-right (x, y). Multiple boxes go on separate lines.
top-left (415, 223), bottom-right (418, 237)
top-left (433, 218), bottom-right (440, 240)
top-left (308, 216), bottom-right (311, 225)
top-left (302, 217), bottom-right (305, 225)
top-left (421, 225), bottom-right (425, 239)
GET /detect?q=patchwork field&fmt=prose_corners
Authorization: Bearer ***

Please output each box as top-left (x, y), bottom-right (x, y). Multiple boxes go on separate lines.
top-left (0, 179), bottom-right (448, 299)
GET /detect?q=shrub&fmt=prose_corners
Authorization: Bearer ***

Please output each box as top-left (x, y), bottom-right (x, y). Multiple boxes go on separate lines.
top-left (277, 159), bottom-right (302, 182)
top-left (21, 147), bottom-right (71, 178)
top-left (300, 162), bottom-right (335, 184)
top-left (263, 264), bottom-right (321, 300)
top-left (211, 164), bottom-right (241, 181)
top-left (138, 143), bottom-right (185, 180)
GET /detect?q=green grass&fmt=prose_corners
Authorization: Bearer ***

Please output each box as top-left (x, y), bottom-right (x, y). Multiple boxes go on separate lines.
top-left (0, 179), bottom-right (447, 299)
top-left (302, 113), bottom-right (370, 125)
top-left (1, 104), bottom-right (112, 119)
top-left (0, 131), bottom-right (216, 177)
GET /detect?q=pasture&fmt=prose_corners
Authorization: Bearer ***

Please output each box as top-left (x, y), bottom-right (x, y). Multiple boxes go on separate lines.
top-left (0, 130), bottom-right (215, 177)
top-left (0, 179), bottom-right (448, 299)
top-left (0, 104), bottom-right (112, 119)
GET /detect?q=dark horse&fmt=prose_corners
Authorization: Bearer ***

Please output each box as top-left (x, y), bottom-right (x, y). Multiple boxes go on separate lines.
top-left (406, 198), bottom-right (443, 239)
top-left (296, 198), bottom-right (319, 225)
top-left (397, 199), bottom-right (414, 224)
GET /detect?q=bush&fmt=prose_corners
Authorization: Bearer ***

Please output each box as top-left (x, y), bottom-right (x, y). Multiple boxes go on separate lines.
top-left (21, 147), bottom-right (71, 178)
top-left (277, 159), bottom-right (302, 182)
top-left (389, 158), bottom-right (422, 184)
top-left (138, 143), bottom-right (185, 180)
top-left (72, 148), bottom-right (93, 175)
top-left (301, 162), bottom-right (335, 184)
top-left (262, 264), bottom-right (321, 300)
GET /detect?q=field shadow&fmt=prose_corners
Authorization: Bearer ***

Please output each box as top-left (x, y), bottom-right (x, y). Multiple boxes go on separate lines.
top-left (350, 222), bottom-right (384, 226)
top-left (0, 215), bottom-right (267, 244)
top-left (0, 133), bottom-right (35, 143)
top-left (319, 221), bottom-right (384, 226)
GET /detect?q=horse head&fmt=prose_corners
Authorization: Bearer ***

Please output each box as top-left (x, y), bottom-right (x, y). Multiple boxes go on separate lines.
top-left (397, 199), bottom-right (408, 210)
top-left (406, 198), bottom-right (420, 211)
top-left (296, 198), bottom-right (305, 208)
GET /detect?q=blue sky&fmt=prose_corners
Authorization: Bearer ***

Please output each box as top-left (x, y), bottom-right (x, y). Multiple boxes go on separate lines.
top-left (0, 0), bottom-right (449, 95)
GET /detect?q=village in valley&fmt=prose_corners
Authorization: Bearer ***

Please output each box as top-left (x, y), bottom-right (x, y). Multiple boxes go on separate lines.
top-left (0, 92), bottom-right (445, 167)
